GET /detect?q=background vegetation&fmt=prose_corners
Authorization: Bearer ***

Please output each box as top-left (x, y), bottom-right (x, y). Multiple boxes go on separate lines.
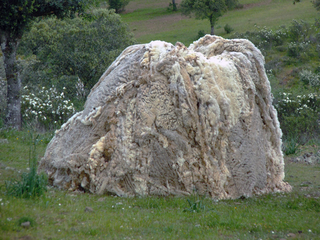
top-left (0, 0), bottom-right (320, 239)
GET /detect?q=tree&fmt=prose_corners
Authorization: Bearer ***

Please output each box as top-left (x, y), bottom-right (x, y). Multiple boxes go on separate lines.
top-left (313, 0), bottom-right (320, 11)
top-left (170, 0), bottom-right (178, 11)
top-left (19, 9), bottom-right (135, 97)
top-left (108, 0), bottom-right (131, 13)
top-left (0, 0), bottom-right (93, 130)
top-left (225, 0), bottom-right (239, 9)
top-left (180, 0), bottom-right (227, 35)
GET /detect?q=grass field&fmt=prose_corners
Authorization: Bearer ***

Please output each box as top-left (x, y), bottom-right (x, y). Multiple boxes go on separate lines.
top-left (0, 129), bottom-right (320, 239)
top-left (1, 0), bottom-right (320, 239)
top-left (121, 0), bottom-right (318, 45)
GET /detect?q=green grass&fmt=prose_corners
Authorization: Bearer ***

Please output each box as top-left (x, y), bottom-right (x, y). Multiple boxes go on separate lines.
top-left (1, 1), bottom-right (320, 239)
top-left (121, 0), bottom-right (318, 45)
top-left (0, 129), bottom-right (320, 239)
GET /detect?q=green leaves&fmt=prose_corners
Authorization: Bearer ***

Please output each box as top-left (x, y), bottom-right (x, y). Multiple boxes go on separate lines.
top-left (180, 0), bottom-right (227, 34)
top-left (108, 0), bottom-right (131, 13)
top-left (19, 9), bottom-right (135, 94)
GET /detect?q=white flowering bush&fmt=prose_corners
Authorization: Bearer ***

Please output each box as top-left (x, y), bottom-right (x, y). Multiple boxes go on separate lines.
top-left (299, 70), bottom-right (320, 89)
top-left (21, 86), bottom-right (76, 129)
top-left (287, 41), bottom-right (310, 58)
top-left (275, 92), bottom-right (320, 139)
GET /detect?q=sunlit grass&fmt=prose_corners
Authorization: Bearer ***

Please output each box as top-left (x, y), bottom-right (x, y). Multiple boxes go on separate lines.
top-left (121, 0), bottom-right (318, 45)
top-left (1, 129), bottom-right (320, 239)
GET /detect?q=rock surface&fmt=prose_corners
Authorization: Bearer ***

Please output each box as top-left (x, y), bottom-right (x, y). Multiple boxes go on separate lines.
top-left (38, 35), bottom-right (291, 199)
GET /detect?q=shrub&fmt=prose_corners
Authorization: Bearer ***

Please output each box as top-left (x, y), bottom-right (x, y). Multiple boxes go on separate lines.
top-left (108, 0), bottom-right (131, 13)
top-left (21, 85), bottom-right (75, 130)
top-left (18, 9), bottom-right (135, 95)
top-left (5, 133), bottom-right (47, 199)
top-left (287, 41), bottom-right (310, 58)
top-left (299, 69), bottom-right (320, 88)
top-left (197, 30), bottom-right (205, 39)
top-left (288, 20), bottom-right (312, 42)
top-left (224, 24), bottom-right (234, 34)
top-left (275, 92), bottom-right (320, 140)
top-left (282, 137), bottom-right (299, 155)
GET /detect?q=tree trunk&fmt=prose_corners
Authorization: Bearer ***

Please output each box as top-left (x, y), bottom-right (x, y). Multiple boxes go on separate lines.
top-left (0, 32), bottom-right (21, 130)
top-left (172, 0), bottom-right (177, 11)
top-left (209, 15), bottom-right (215, 35)
top-left (211, 25), bottom-right (215, 35)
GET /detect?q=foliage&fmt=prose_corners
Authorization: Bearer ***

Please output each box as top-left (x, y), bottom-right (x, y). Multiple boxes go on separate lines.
top-left (224, 23), bottom-right (234, 34)
top-left (180, 0), bottom-right (227, 35)
top-left (233, 25), bottom-right (288, 53)
top-left (21, 86), bottom-right (75, 129)
top-left (197, 30), bottom-right (206, 39)
top-left (313, 0), bottom-right (320, 11)
top-left (108, 0), bottom-right (131, 13)
top-left (225, 0), bottom-right (239, 10)
top-left (5, 133), bottom-right (47, 199)
top-left (274, 92), bottom-right (320, 140)
top-left (287, 41), bottom-right (310, 58)
top-left (183, 192), bottom-right (213, 213)
top-left (0, 0), bottom-right (97, 130)
top-left (0, 0), bottom-right (93, 38)
top-left (168, 0), bottom-right (178, 12)
top-left (19, 9), bottom-right (135, 95)
top-left (288, 20), bottom-right (312, 42)
top-left (299, 70), bottom-right (320, 89)
top-left (282, 137), bottom-right (300, 155)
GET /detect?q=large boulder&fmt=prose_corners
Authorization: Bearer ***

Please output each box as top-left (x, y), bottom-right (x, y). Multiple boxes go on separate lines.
top-left (38, 35), bottom-right (291, 199)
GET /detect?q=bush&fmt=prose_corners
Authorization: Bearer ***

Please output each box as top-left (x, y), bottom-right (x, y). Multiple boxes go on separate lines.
top-left (275, 92), bottom-right (320, 140)
top-left (224, 24), bottom-right (234, 34)
top-left (108, 0), bottom-right (131, 13)
top-left (197, 30), bottom-right (205, 39)
top-left (21, 85), bottom-right (75, 130)
top-left (18, 9), bottom-right (135, 96)
top-left (287, 41), bottom-right (310, 58)
top-left (288, 20), bottom-right (312, 42)
top-left (282, 137), bottom-right (299, 155)
top-left (299, 69), bottom-right (320, 88)
top-left (5, 134), bottom-right (47, 199)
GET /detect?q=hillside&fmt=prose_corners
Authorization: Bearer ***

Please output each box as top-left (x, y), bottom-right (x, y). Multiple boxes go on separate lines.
top-left (120, 0), bottom-right (318, 45)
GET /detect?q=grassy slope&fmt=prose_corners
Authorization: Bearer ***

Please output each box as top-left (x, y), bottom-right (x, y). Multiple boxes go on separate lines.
top-left (122, 0), bottom-right (318, 45)
top-left (0, 133), bottom-right (320, 239)
top-left (1, 1), bottom-right (320, 239)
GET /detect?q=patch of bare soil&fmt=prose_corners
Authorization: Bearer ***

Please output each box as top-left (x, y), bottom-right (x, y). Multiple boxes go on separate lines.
top-left (129, 13), bottom-right (189, 39)
top-left (125, 0), bottom-right (183, 13)
top-left (242, 0), bottom-right (272, 9)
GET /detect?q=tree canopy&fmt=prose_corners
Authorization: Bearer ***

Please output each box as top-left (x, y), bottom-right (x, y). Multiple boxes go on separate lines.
top-left (19, 9), bottom-right (135, 97)
top-left (180, 0), bottom-right (227, 35)
top-left (108, 0), bottom-right (131, 13)
top-left (313, 0), bottom-right (320, 11)
top-left (0, 0), bottom-right (98, 129)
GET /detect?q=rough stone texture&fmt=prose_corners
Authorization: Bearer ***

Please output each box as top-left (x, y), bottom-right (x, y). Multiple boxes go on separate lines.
top-left (38, 35), bottom-right (291, 199)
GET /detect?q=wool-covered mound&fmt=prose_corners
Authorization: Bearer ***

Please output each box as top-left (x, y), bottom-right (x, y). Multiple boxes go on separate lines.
top-left (38, 35), bottom-right (291, 199)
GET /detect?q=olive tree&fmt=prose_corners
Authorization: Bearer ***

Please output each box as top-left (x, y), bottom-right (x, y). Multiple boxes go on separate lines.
top-left (108, 0), bottom-right (131, 13)
top-left (0, 0), bottom-right (94, 130)
top-left (19, 9), bottom-right (135, 98)
top-left (180, 0), bottom-right (227, 35)
top-left (313, 0), bottom-right (320, 11)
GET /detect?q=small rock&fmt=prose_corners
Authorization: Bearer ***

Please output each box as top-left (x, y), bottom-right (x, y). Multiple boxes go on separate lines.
top-left (84, 207), bottom-right (94, 212)
top-left (97, 197), bottom-right (106, 202)
top-left (5, 166), bottom-right (15, 171)
top-left (21, 221), bottom-right (31, 228)
top-left (287, 233), bottom-right (296, 238)
top-left (279, 238), bottom-right (286, 240)
top-left (0, 139), bottom-right (8, 144)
